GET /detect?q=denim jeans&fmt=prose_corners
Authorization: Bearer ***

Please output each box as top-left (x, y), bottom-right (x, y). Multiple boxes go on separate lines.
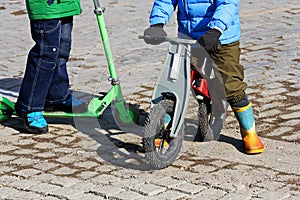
top-left (16, 17), bottom-right (73, 112)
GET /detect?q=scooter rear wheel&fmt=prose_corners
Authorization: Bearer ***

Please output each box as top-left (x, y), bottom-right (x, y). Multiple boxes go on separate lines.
top-left (0, 101), bottom-right (13, 122)
top-left (143, 99), bottom-right (184, 169)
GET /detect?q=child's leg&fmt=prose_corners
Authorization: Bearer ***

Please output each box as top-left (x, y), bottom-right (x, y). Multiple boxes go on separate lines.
top-left (15, 18), bottom-right (62, 133)
top-left (210, 41), bottom-right (264, 154)
top-left (16, 18), bottom-right (62, 112)
top-left (231, 96), bottom-right (264, 154)
top-left (46, 17), bottom-right (73, 105)
top-left (44, 16), bottom-right (87, 113)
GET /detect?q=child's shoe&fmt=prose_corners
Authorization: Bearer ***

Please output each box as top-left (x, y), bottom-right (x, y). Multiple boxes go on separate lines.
top-left (44, 95), bottom-right (88, 113)
top-left (15, 105), bottom-right (48, 134)
top-left (232, 102), bottom-right (264, 154)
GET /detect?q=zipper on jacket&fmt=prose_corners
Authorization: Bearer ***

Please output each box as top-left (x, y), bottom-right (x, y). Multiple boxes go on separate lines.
top-left (184, 1), bottom-right (191, 35)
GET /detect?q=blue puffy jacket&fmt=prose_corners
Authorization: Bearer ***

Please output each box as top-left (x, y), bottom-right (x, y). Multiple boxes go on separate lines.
top-left (149, 0), bottom-right (240, 44)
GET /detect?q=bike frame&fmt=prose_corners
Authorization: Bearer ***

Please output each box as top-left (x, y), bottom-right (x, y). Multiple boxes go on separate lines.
top-left (150, 38), bottom-right (197, 137)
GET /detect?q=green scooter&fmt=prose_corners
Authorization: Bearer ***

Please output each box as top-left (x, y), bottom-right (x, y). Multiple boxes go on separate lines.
top-left (0, 0), bottom-right (139, 125)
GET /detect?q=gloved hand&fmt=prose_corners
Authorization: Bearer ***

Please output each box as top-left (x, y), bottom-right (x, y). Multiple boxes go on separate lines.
top-left (198, 29), bottom-right (222, 53)
top-left (143, 24), bottom-right (167, 45)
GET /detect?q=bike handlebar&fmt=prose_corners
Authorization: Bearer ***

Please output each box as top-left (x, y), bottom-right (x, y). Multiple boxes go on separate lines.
top-left (138, 35), bottom-right (197, 45)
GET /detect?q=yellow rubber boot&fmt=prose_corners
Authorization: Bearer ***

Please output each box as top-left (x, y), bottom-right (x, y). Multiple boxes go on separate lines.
top-left (232, 102), bottom-right (264, 154)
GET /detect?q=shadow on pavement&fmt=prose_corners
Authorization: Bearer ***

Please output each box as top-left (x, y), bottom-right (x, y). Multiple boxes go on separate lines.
top-left (0, 77), bottom-right (245, 170)
top-left (0, 77), bottom-right (155, 170)
top-left (184, 117), bottom-right (245, 154)
top-left (218, 134), bottom-right (245, 153)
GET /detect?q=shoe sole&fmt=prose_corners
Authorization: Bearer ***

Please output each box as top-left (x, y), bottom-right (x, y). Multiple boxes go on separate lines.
top-left (245, 148), bottom-right (264, 154)
top-left (24, 124), bottom-right (48, 134)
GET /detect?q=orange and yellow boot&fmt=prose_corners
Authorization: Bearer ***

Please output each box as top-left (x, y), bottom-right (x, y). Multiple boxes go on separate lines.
top-left (232, 102), bottom-right (264, 154)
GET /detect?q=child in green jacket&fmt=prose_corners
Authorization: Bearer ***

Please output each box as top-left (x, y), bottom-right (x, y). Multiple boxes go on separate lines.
top-left (15, 0), bottom-right (87, 134)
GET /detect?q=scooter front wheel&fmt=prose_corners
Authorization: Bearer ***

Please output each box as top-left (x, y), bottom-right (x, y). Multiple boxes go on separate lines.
top-left (143, 99), bottom-right (184, 169)
top-left (114, 103), bottom-right (140, 126)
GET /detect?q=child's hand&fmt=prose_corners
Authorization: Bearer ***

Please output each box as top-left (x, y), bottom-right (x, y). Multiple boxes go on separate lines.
top-left (143, 24), bottom-right (167, 45)
top-left (198, 29), bottom-right (221, 53)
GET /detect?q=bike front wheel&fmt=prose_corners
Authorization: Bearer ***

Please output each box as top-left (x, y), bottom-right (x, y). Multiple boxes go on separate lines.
top-left (142, 99), bottom-right (184, 169)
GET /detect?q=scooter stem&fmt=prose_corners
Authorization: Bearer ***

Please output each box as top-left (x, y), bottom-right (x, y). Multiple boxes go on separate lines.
top-left (93, 0), bottom-right (118, 81)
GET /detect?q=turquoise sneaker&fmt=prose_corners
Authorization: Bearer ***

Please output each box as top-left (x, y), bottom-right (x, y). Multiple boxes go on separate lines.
top-left (15, 104), bottom-right (48, 134)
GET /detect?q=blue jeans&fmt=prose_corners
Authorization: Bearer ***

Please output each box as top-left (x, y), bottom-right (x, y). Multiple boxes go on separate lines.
top-left (16, 17), bottom-right (73, 112)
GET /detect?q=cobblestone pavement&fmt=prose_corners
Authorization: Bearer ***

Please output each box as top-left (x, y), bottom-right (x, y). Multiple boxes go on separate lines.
top-left (0, 0), bottom-right (299, 199)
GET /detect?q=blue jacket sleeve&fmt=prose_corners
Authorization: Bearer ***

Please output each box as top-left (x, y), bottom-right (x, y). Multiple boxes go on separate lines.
top-left (149, 0), bottom-right (178, 25)
top-left (208, 0), bottom-right (240, 31)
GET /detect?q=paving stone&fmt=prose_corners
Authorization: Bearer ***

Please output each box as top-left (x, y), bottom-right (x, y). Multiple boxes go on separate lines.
top-left (28, 173), bottom-right (58, 183)
top-left (191, 164), bottom-right (217, 174)
top-left (34, 142), bottom-right (59, 150)
top-left (171, 181), bottom-right (206, 195)
top-left (8, 179), bottom-right (41, 190)
top-left (29, 182), bottom-right (63, 196)
top-left (49, 176), bottom-right (82, 187)
top-left (89, 184), bottom-right (125, 198)
top-left (129, 182), bottom-right (167, 196)
top-left (77, 171), bottom-right (99, 180)
top-left (32, 161), bottom-right (60, 172)
top-left (51, 186), bottom-right (86, 200)
top-left (0, 155), bottom-right (16, 162)
top-left (109, 190), bottom-right (145, 200)
top-left (0, 165), bottom-right (17, 174)
top-left (281, 111), bottom-right (300, 120)
top-left (12, 148), bottom-right (40, 155)
top-left (152, 190), bottom-right (188, 200)
top-left (74, 160), bottom-right (99, 169)
top-left (51, 166), bottom-right (77, 175)
top-left (196, 188), bottom-right (227, 200)
top-left (268, 127), bottom-right (294, 137)
top-left (12, 168), bottom-right (42, 178)
top-left (6, 189), bottom-right (44, 200)
top-left (282, 131), bottom-right (300, 141)
top-left (55, 135), bottom-right (78, 145)
top-left (257, 190), bottom-right (291, 199)
top-left (219, 192), bottom-right (252, 200)
top-left (72, 193), bottom-right (105, 200)
top-left (0, 144), bottom-right (19, 153)
top-left (0, 175), bottom-right (21, 186)
top-left (10, 157), bottom-right (40, 166)
top-left (90, 174), bottom-right (121, 185)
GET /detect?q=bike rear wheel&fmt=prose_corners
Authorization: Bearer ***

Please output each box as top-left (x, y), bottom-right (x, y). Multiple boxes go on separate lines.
top-left (194, 99), bottom-right (213, 142)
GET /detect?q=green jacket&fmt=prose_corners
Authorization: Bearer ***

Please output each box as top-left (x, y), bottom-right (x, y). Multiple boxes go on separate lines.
top-left (26, 0), bottom-right (82, 20)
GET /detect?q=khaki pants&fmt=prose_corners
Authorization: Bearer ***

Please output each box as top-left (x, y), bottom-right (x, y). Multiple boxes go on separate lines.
top-left (192, 41), bottom-right (247, 104)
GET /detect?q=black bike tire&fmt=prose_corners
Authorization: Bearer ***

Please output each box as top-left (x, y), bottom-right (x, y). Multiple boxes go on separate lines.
top-left (143, 99), bottom-right (184, 169)
top-left (194, 100), bottom-right (213, 142)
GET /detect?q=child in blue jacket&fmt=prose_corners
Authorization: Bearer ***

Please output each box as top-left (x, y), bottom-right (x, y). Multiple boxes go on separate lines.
top-left (143, 0), bottom-right (264, 154)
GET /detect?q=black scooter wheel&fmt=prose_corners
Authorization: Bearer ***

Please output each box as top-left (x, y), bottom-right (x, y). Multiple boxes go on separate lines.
top-left (114, 103), bottom-right (140, 127)
top-left (142, 99), bottom-right (184, 169)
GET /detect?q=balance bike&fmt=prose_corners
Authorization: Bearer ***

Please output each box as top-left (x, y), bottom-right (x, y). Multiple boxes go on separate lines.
top-left (140, 36), bottom-right (227, 169)
top-left (0, 0), bottom-right (139, 126)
